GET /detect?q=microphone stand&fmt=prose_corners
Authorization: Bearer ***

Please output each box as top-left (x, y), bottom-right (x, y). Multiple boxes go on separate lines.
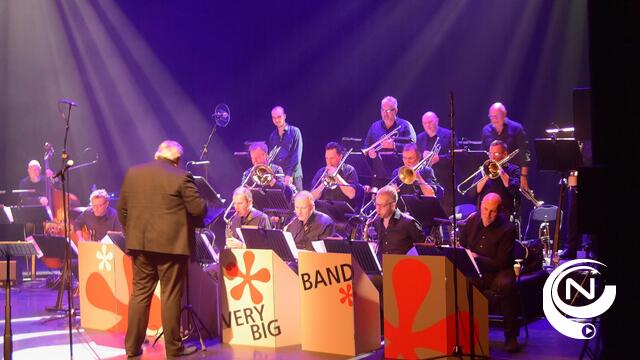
top-left (427, 92), bottom-right (487, 360)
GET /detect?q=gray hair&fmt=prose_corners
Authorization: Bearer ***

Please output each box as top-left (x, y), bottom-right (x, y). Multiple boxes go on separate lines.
top-left (377, 185), bottom-right (398, 204)
top-left (154, 140), bottom-right (184, 162)
top-left (294, 190), bottom-right (315, 207)
top-left (233, 186), bottom-right (253, 203)
top-left (89, 189), bottom-right (110, 202)
top-left (381, 96), bottom-right (398, 109)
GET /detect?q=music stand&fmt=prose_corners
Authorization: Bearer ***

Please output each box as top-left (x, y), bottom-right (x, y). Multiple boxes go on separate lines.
top-left (401, 194), bottom-right (447, 229)
top-left (9, 205), bottom-right (52, 225)
top-left (535, 138), bottom-right (583, 267)
top-left (250, 188), bottom-right (291, 214)
top-left (1, 241), bottom-right (38, 358)
top-left (314, 200), bottom-right (356, 224)
top-left (240, 228), bottom-right (298, 262)
top-left (0, 224), bottom-right (26, 242)
top-left (316, 239), bottom-right (381, 275)
top-left (195, 231), bottom-right (218, 264)
top-left (101, 231), bottom-right (126, 252)
top-left (344, 152), bottom-right (375, 186)
top-left (413, 244), bottom-right (481, 278)
top-left (193, 176), bottom-right (225, 227)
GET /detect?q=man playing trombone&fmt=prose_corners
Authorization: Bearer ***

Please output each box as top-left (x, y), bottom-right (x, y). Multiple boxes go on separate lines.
top-left (469, 140), bottom-right (520, 216)
top-left (311, 142), bottom-right (359, 208)
top-left (242, 142), bottom-right (294, 200)
top-left (363, 96), bottom-right (416, 159)
top-left (390, 143), bottom-right (443, 198)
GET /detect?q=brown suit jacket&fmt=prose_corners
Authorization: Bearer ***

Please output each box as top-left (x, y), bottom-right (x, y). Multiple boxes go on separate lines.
top-left (118, 159), bottom-right (207, 256)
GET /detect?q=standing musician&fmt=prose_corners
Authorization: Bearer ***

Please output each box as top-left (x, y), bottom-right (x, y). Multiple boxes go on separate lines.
top-left (268, 106), bottom-right (304, 192)
top-left (471, 140), bottom-right (520, 217)
top-left (368, 186), bottom-right (425, 259)
top-left (73, 189), bottom-right (122, 242)
top-left (481, 102), bottom-right (531, 190)
top-left (284, 191), bottom-right (336, 251)
top-left (363, 96), bottom-right (417, 159)
top-left (416, 111), bottom-right (458, 215)
top-left (390, 143), bottom-right (443, 198)
top-left (311, 142), bottom-right (359, 208)
top-left (225, 187), bottom-right (271, 249)
top-left (18, 160), bottom-right (56, 206)
top-left (119, 140), bottom-right (207, 358)
top-left (459, 193), bottom-right (520, 353)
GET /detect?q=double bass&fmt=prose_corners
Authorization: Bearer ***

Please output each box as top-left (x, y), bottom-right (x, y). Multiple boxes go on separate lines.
top-left (42, 142), bottom-right (81, 269)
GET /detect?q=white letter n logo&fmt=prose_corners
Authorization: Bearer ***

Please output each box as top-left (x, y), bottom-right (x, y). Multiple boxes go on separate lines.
top-left (565, 278), bottom-right (595, 300)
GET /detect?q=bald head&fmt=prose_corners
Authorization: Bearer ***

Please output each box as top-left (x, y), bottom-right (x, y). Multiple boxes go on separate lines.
top-left (421, 111), bottom-right (439, 135)
top-left (488, 102), bottom-right (507, 130)
top-left (480, 192), bottom-right (502, 226)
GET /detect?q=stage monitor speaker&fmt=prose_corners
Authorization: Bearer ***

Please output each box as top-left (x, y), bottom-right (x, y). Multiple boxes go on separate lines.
top-left (573, 88), bottom-right (591, 142)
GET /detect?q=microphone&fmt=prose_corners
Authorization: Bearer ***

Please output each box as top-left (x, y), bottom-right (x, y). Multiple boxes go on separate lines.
top-left (59, 98), bottom-right (79, 107)
top-left (211, 111), bottom-right (229, 120)
top-left (53, 160), bottom-right (75, 179)
top-left (187, 160), bottom-right (211, 166)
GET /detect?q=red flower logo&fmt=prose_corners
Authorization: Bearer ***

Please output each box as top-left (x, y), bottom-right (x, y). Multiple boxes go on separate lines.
top-left (339, 284), bottom-right (353, 307)
top-left (223, 251), bottom-right (271, 304)
top-left (384, 258), bottom-right (479, 359)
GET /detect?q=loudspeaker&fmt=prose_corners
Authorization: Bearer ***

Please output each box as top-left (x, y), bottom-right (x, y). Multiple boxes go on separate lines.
top-left (573, 88), bottom-right (591, 142)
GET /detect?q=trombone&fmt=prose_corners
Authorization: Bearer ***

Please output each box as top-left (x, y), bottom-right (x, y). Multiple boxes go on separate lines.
top-left (361, 126), bottom-right (400, 156)
top-left (456, 148), bottom-right (520, 195)
top-left (313, 148), bottom-right (354, 190)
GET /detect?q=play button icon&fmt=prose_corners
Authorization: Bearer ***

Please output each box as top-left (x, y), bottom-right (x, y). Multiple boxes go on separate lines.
top-left (582, 324), bottom-right (596, 338)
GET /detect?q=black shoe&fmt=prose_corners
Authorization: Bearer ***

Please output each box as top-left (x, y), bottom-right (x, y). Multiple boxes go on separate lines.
top-left (126, 350), bottom-right (142, 359)
top-left (504, 337), bottom-right (520, 353)
top-left (168, 345), bottom-right (198, 358)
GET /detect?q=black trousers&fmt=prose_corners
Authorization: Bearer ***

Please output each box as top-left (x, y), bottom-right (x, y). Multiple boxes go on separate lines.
top-left (471, 268), bottom-right (519, 339)
top-left (125, 251), bottom-right (188, 356)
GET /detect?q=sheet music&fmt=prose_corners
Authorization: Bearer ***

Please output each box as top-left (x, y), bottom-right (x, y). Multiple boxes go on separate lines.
top-left (282, 231), bottom-right (299, 260)
top-left (464, 248), bottom-right (482, 277)
top-left (25, 236), bottom-right (44, 258)
top-left (311, 240), bottom-right (327, 253)
top-left (3, 206), bottom-right (13, 223)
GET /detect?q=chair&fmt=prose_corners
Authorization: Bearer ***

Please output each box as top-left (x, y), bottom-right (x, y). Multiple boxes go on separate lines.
top-left (524, 205), bottom-right (563, 262)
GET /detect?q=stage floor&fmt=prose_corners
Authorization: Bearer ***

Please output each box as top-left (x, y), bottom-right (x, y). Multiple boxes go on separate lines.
top-left (1, 277), bottom-right (587, 359)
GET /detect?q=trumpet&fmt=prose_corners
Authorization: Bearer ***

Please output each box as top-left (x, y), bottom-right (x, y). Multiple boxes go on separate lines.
top-left (361, 126), bottom-right (400, 156)
top-left (520, 187), bottom-right (544, 207)
top-left (314, 148), bottom-right (353, 190)
top-left (456, 149), bottom-right (520, 195)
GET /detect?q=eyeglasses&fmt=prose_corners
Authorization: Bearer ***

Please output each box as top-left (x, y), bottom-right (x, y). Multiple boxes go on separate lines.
top-left (382, 108), bottom-right (397, 114)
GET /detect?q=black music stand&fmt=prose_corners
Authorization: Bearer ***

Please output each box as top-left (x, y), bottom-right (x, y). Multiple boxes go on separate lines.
top-left (314, 200), bottom-right (356, 225)
top-left (534, 138), bottom-right (583, 267)
top-left (401, 194), bottom-right (447, 230)
top-left (30, 234), bottom-right (78, 314)
top-left (101, 231), bottom-right (126, 252)
top-left (1, 241), bottom-right (38, 359)
top-left (193, 176), bottom-right (225, 227)
top-left (195, 230), bottom-right (218, 264)
top-left (317, 239), bottom-right (381, 275)
top-left (344, 152), bottom-right (375, 187)
top-left (413, 244), bottom-right (481, 278)
top-left (250, 188), bottom-right (291, 214)
top-left (240, 228), bottom-right (298, 263)
top-left (9, 205), bottom-right (52, 225)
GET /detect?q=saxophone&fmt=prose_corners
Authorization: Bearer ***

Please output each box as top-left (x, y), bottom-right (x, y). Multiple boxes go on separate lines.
top-left (363, 214), bottom-right (378, 253)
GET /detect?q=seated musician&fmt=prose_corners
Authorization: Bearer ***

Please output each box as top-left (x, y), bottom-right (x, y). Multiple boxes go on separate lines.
top-left (459, 193), bottom-right (520, 353)
top-left (18, 160), bottom-right (56, 206)
top-left (284, 191), bottom-right (336, 251)
top-left (310, 142), bottom-right (359, 209)
top-left (370, 186), bottom-right (425, 258)
top-left (73, 189), bottom-right (122, 241)
top-left (243, 142), bottom-right (284, 186)
top-left (470, 140), bottom-right (520, 216)
top-left (363, 96), bottom-right (417, 158)
top-left (225, 187), bottom-right (271, 249)
top-left (390, 143), bottom-right (443, 198)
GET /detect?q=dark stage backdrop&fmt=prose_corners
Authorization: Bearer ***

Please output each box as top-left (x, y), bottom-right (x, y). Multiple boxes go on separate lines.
top-left (0, 0), bottom-right (589, 208)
